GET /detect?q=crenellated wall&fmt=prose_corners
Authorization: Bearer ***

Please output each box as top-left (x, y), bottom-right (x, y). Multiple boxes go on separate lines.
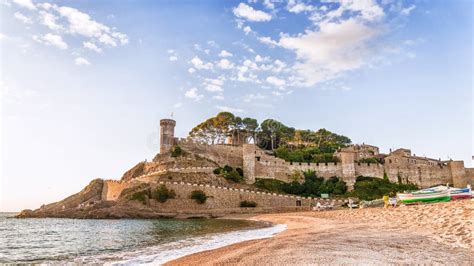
top-left (100, 179), bottom-right (348, 216)
top-left (243, 144), bottom-right (471, 189)
top-left (247, 145), bottom-right (344, 183)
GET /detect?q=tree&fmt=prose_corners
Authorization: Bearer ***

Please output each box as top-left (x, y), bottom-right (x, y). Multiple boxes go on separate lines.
top-left (190, 190), bottom-right (208, 204)
top-left (242, 117), bottom-right (259, 143)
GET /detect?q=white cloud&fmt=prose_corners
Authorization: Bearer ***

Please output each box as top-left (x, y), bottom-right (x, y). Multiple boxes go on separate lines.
top-left (74, 57), bottom-right (90, 66)
top-left (203, 78), bottom-right (224, 92)
top-left (258, 36), bottom-right (278, 46)
top-left (218, 50), bottom-right (233, 57)
top-left (263, 0), bottom-right (275, 10)
top-left (12, 0), bottom-right (36, 10)
top-left (33, 33), bottom-right (68, 50)
top-left (39, 10), bottom-right (63, 30)
top-left (216, 105), bottom-right (243, 113)
top-left (169, 56), bottom-right (178, 61)
top-left (207, 40), bottom-right (218, 48)
top-left (185, 88), bottom-right (203, 101)
top-left (287, 0), bottom-right (314, 13)
top-left (401, 5), bottom-right (416, 16)
top-left (243, 59), bottom-right (259, 70)
top-left (278, 18), bottom-right (380, 86)
top-left (83, 41), bottom-right (102, 53)
top-left (190, 56), bottom-right (213, 70)
top-left (188, 68), bottom-right (196, 74)
top-left (38, 2), bottom-right (54, 10)
top-left (217, 59), bottom-right (234, 70)
top-left (325, 0), bottom-right (384, 22)
top-left (212, 95), bottom-right (224, 100)
top-left (266, 76), bottom-right (286, 87)
top-left (233, 3), bottom-right (271, 22)
top-left (0, 33), bottom-right (10, 41)
top-left (14, 12), bottom-right (32, 24)
top-left (173, 102), bottom-right (183, 108)
top-left (243, 26), bottom-right (252, 35)
top-left (56, 6), bottom-right (128, 46)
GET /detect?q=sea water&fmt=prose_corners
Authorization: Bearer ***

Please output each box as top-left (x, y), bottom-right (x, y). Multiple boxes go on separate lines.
top-left (0, 213), bottom-right (286, 264)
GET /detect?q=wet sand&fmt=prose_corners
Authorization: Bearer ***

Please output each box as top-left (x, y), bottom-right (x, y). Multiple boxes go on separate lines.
top-left (166, 199), bottom-right (473, 265)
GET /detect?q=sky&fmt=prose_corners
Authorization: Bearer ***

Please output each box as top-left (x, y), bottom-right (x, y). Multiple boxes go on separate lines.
top-left (0, 0), bottom-right (472, 212)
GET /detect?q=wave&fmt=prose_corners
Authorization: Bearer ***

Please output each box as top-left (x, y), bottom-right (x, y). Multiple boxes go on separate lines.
top-left (99, 223), bottom-right (287, 265)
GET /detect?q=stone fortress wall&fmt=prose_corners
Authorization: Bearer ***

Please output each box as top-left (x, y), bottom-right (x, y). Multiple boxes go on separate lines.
top-left (102, 179), bottom-right (345, 214)
top-left (158, 118), bottom-right (473, 190)
top-left (242, 143), bottom-right (472, 188)
top-left (175, 138), bottom-right (243, 168)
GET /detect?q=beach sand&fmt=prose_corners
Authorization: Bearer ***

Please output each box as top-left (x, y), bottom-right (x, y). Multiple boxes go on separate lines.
top-left (166, 199), bottom-right (473, 265)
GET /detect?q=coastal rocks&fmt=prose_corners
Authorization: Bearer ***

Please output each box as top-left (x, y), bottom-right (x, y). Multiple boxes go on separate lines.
top-left (16, 179), bottom-right (105, 218)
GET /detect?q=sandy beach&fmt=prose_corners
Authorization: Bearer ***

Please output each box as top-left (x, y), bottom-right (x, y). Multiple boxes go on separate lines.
top-left (167, 199), bottom-right (473, 265)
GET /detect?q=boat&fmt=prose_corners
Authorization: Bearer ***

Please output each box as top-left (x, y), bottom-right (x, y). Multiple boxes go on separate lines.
top-left (397, 190), bottom-right (450, 204)
top-left (449, 187), bottom-right (472, 200)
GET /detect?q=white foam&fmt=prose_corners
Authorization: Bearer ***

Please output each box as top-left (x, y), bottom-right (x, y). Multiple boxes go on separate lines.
top-left (103, 223), bottom-right (287, 265)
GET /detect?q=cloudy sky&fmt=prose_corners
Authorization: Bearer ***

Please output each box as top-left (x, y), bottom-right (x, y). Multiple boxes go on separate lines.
top-left (1, 0), bottom-right (472, 211)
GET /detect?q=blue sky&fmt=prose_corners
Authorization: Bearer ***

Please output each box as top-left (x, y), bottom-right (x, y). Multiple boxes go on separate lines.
top-left (1, 0), bottom-right (472, 211)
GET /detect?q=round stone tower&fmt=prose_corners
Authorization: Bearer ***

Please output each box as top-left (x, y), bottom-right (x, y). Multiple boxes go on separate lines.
top-left (160, 119), bottom-right (176, 154)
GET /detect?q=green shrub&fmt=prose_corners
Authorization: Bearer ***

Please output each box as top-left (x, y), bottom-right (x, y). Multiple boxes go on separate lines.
top-left (190, 190), bottom-right (208, 204)
top-left (223, 165), bottom-right (233, 173)
top-left (347, 176), bottom-right (418, 200)
top-left (240, 201), bottom-right (257, 207)
top-left (254, 178), bottom-right (286, 192)
top-left (225, 170), bottom-right (244, 183)
top-left (152, 185), bottom-right (176, 203)
top-left (129, 189), bottom-right (150, 204)
top-left (171, 145), bottom-right (183, 157)
top-left (236, 167), bottom-right (244, 177)
top-left (214, 165), bottom-right (244, 183)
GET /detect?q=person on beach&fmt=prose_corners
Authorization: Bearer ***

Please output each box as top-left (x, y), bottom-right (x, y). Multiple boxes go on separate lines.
top-left (348, 198), bottom-right (354, 210)
top-left (389, 197), bottom-right (397, 208)
top-left (388, 192), bottom-right (397, 208)
top-left (383, 195), bottom-right (389, 208)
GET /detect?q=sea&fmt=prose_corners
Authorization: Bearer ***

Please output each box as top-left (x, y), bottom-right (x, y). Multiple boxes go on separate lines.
top-left (0, 212), bottom-right (286, 264)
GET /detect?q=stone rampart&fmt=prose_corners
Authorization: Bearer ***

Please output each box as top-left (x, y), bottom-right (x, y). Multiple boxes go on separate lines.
top-left (465, 168), bottom-right (474, 185)
top-left (243, 144), bottom-right (464, 188)
top-left (102, 180), bottom-right (130, 201)
top-left (178, 139), bottom-right (243, 168)
top-left (147, 181), bottom-right (345, 214)
top-left (102, 179), bottom-right (346, 215)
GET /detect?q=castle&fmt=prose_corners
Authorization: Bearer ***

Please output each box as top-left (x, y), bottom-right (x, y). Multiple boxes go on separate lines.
top-left (18, 117), bottom-right (474, 218)
top-left (160, 118), bottom-right (474, 189)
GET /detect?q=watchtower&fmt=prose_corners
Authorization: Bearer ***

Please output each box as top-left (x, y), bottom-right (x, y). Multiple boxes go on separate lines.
top-left (160, 119), bottom-right (176, 154)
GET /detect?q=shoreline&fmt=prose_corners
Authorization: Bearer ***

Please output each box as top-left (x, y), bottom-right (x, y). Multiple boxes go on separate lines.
top-left (165, 200), bottom-right (473, 265)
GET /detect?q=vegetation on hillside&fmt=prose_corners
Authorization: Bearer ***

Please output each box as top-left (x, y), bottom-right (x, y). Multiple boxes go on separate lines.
top-left (152, 185), bottom-right (176, 203)
top-left (254, 170), bottom-right (418, 201)
top-left (214, 165), bottom-right (244, 183)
top-left (190, 190), bottom-right (208, 204)
top-left (255, 170), bottom-right (347, 198)
top-left (170, 145), bottom-right (183, 157)
top-left (188, 112), bottom-right (352, 163)
top-left (347, 176), bottom-right (418, 200)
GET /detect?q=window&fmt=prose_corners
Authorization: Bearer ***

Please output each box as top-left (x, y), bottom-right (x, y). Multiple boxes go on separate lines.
top-left (296, 200), bottom-right (302, 207)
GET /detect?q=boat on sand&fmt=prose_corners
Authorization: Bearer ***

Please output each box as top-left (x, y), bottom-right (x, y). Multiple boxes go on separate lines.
top-left (397, 190), bottom-right (450, 204)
